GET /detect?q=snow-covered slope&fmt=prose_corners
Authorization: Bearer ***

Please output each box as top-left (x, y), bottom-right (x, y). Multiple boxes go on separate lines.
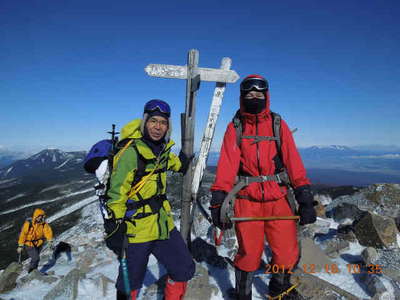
top-left (2, 199), bottom-right (394, 300)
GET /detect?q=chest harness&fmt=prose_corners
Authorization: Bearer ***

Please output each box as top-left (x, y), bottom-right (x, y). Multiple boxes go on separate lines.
top-left (113, 139), bottom-right (170, 220)
top-left (220, 111), bottom-right (296, 223)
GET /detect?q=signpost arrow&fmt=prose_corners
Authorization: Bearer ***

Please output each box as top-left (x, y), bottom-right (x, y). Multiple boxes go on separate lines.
top-left (144, 49), bottom-right (239, 243)
top-left (145, 64), bottom-right (239, 83)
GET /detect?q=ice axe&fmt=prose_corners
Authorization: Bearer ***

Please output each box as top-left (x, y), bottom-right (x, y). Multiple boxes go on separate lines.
top-left (230, 216), bottom-right (300, 222)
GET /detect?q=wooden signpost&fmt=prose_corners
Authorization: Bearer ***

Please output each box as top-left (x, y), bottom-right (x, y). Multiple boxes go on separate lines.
top-left (144, 49), bottom-right (239, 242)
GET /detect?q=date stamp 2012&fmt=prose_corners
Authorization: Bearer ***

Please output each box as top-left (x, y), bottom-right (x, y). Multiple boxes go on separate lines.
top-left (264, 264), bottom-right (383, 274)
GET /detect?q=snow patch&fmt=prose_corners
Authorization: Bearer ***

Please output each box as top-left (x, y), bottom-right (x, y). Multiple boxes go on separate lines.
top-left (315, 241), bottom-right (369, 298)
top-left (327, 218), bottom-right (340, 229)
top-left (0, 178), bottom-right (17, 185)
top-left (5, 193), bottom-right (25, 203)
top-left (47, 195), bottom-right (98, 223)
top-left (39, 184), bottom-right (64, 193)
top-left (397, 233), bottom-right (400, 248)
top-left (0, 187), bottom-right (94, 216)
top-left (55, 158), bottom-right (71, 169)
top-left (0, 223), bottom-right (12, 232)
top-left (5, 166), bottom-right (13, 176)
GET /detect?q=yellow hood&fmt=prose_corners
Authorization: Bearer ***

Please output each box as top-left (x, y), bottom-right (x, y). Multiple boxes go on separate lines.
top-left (33, 208), bottom-right (45, 222)
top-left (120, 119), bottom-right (143, 140)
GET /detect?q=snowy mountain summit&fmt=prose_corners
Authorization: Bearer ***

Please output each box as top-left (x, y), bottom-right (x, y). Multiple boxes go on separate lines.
top-left (311, 145), bottom-right (352, 151)
top-left (1, 182), bottom-right (400, 299)
top-left (0, 149), bottom-right (86, 180)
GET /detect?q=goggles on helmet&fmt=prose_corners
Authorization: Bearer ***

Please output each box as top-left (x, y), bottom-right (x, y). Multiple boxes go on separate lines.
top-left (144, 100), bottom-right (171, 118)
top-left (240, 77), bottom-right (269, 92)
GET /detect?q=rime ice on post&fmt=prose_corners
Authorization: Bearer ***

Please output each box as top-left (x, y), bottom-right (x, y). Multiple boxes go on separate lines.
top-left (144, 49), bottom-right (239, 242)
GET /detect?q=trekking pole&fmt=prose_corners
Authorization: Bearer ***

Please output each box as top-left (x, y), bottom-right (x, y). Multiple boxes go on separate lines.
top-left (18, 252), bottom-right (22, 264)
top-left (120, 237), bottom-right (132, 299)
top-left (108, 124), bottom-right (119, 149)
top-left (231, 216), bottom-right (300, 222)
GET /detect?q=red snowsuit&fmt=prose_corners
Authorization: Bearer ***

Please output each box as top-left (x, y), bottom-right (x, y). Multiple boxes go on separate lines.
top-left (211, 89), bottom-right (310, 272)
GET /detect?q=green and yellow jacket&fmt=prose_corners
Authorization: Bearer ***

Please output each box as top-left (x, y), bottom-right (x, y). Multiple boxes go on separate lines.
top-left (106, 119), bottom-right (182, 243)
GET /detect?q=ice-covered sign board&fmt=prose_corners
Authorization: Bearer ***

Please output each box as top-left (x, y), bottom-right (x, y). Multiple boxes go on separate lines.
top-left (145, 63), bottom-right (239, 83)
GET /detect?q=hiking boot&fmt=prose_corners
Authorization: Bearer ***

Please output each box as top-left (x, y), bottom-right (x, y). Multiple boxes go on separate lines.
top-left (235, 267), bottom-right (254, 300)
top-left (268, 289), bottom-right (304, 300)
top-left (28, 267), bottom-right (36, 273)
top-left (268, 273), bottom-right (304, 300)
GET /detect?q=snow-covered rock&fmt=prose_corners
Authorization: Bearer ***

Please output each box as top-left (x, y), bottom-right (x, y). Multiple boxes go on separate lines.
top-left (0, 262), bottom-right (22, 293)
top-left (354, 212), bottom-right (399, 249)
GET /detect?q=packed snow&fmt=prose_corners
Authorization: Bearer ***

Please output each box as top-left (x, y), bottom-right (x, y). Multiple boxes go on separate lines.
top-left (1, 198), bottom-right (391, 300)
top-left (0, 188), bottom-right (93, 216)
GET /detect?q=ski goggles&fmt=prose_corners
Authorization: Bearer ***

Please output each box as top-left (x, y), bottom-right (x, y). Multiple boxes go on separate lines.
top-left (36, 215), bottom-right (46, 222)
top-left (144, 100), bottom-right (171, 117)
top-left (240, 77), bottom-right (269, 92)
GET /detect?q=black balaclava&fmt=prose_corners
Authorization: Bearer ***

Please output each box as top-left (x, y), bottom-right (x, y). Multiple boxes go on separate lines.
top-left (240, 74), bottom-right (269, 114)
top-left (242, 96), bottom-right (266, 114)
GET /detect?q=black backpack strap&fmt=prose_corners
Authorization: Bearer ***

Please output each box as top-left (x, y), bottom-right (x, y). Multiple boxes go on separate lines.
top-left (271, 112), bottom-right (282, 151)
top-left (270, 112), bottom-right (285, 174)
top-left (232, 110), bottom-right (242, 147)
top-left (129, 141), bottom-right (170, 200)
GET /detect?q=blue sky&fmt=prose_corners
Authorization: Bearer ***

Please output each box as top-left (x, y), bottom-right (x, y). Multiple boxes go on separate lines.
top-left (1, 0), bottom-right (399, 153)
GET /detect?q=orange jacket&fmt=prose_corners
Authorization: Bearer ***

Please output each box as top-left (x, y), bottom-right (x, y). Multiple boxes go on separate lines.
top-left (18, 208), bottom-right (53, 247)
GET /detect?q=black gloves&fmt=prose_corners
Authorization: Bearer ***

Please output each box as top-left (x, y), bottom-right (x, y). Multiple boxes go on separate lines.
top-left (104, 218), bottom-right (127, 256)
top-left (178, 150), bottom-right (194, 175)
top-left (294, 185), bottom-right (317, 225)
top-left (210, 190), bottom-right (232, 230)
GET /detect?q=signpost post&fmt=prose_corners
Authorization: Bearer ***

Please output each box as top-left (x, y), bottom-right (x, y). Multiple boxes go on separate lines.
top-left (144, 49), bottom-right (239, 242)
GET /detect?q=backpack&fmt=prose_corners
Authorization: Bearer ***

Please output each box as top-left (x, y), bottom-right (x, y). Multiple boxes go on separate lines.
top-left (232, 110), bottom-right (285, 173)
top-left (83, 139), bottom-right (113, 174)
top-left (83, 127), bottom-right (168, 220)
top-left (22, 217), bottom-right (45, 247)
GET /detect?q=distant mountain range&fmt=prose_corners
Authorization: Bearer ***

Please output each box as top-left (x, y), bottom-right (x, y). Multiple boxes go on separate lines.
top-left (207, 145), bottom-right (400, 186)
top-left (0, 149), bottom-right (28, 168)
top-left (0, 149), bottom-right (87, 180)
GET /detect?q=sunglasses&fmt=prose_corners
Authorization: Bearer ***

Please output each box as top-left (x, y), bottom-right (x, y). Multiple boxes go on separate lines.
top-left (240, 78), bottom-right (269, 92)
top-left (144, 101), bottom-right (171, 117)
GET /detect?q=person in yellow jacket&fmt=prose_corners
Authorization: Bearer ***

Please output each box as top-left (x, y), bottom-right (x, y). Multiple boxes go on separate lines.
top-left (17, 208), bottom-right (53, 273)
top-left (104, 99), bottom-right (195, 300)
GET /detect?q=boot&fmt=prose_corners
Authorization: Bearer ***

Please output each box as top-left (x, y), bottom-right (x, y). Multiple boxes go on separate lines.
top-left (164, 277), bottom-right (187, 300)
top-left (116, 289), bottom-right (138, 300)
top-left (235, 267), bottom-right (254, 300)
top-left (268, 272), bottom-right (303, 300)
